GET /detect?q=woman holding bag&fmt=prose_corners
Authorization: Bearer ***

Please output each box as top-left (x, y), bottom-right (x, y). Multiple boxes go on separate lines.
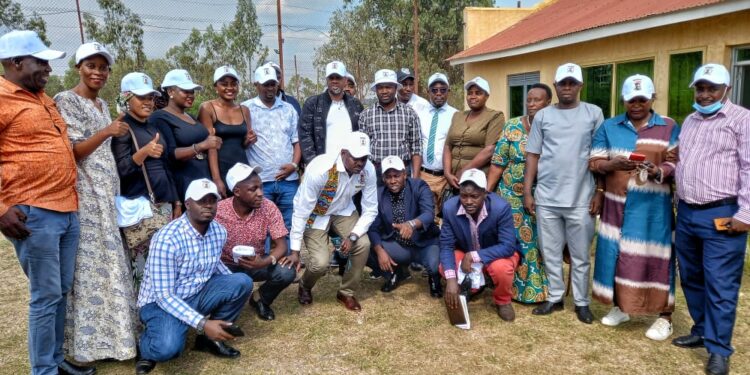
top-left (111, 72), bottom-right (179, 287)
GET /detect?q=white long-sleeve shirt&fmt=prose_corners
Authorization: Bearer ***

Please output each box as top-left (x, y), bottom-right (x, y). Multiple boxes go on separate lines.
top-left (290, 152), bottom-right (378, 251)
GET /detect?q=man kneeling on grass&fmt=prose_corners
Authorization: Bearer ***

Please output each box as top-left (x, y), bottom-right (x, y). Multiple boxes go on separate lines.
top-left (440, 169), bottom-right (520, 322)
top-left (135, 179), bottom-right (253, 374)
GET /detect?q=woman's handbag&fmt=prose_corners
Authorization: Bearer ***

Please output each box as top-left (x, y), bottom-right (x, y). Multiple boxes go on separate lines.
top-left (118, 128), bottom-right (171, 251)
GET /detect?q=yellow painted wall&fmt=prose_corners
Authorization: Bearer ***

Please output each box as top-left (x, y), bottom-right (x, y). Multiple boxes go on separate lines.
top-left (462, 10), bottom-right (750, 117)
top-left (463, 7), bottom-right (537, 49)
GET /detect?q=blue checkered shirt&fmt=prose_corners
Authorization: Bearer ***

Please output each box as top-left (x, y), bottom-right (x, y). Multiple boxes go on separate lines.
top-left (137, 215), bottom-right (231, 328)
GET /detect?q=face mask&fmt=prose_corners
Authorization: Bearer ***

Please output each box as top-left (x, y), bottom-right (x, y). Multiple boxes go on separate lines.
top-left (692, 87), bottom-right (728, 115)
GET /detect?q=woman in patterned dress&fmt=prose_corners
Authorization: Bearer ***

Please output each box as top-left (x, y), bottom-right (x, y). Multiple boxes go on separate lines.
top-left (487, 83), bottom-right (552, 304)
top-left (54, 43), bottom-right (138, 362)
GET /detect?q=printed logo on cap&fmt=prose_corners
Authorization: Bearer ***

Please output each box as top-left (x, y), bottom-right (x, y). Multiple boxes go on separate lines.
top-left (703, 66), bottom-right (714, 75)
top-left (185, 72), bottom-right (193, 81)
top-left (360, 136), bottom-right (367, 146)
top-left (93, 43), bottom-right (102, 51)
top-left (633, 79), bottom-right (642, 90)
top-left (567, 65), bottom-right (575, 73)
top-left (264, 67), bottom-right (270, 75)
top-left (401, 68), bottom-right (410, 74)
top-left (202, 180), bottom-right (210, 189)
top-left (332, 62), bottom-right (338, 69)
top-left (142, 75), bottom-right (150, 85)
top-left (225, 66), bottom-right (230, 73)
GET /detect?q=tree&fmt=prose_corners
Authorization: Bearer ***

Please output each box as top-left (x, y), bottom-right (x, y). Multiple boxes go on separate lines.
top-left (286, 74), bottom-right (322, 104)
top-left (0, 0), bottom-right (49, 44)
top-left (83, 0), bottom-right (146, 69)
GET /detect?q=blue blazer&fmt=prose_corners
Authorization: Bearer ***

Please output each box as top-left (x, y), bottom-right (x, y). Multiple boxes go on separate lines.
top-left (439, 194), bottom-right (519, 271)
top-left (368, 178), bottom-right (438, 248)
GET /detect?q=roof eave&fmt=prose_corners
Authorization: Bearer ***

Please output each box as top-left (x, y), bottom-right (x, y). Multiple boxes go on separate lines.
top-left (450, 0), bottom-right (750, 66)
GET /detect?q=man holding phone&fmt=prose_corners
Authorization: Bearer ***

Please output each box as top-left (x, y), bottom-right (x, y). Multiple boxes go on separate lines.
top-left (672, 63), bottom-right (749, 375)
top-left (135, 179), bottom-right (252, 374)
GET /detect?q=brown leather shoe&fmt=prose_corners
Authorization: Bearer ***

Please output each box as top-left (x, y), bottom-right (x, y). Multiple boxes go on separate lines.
top-left (336, 292), bottom-right (361, 311)
top-left (298, 285), bottom-right (313, 305)
top-left (497, 303), bottom-right (515, 322)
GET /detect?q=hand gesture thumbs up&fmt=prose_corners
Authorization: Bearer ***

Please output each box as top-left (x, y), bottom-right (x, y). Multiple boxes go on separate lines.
top-left (107, 112), bottom-right (130, 137)
top-left (146, 132), bottom-right (163, 158)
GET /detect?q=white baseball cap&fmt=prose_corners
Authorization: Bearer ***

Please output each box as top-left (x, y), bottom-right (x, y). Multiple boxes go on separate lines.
top-left (326, 61), bottom-right (346, 78)
top-left (161, 69), bottom-right (203, 91)
top-left (185, 178), bottom-right (221, 201)
top-left (0, 30), bottom-right (65, 61)
top-left (345, 72), bottom-right (356, 85)
top-left (370, 69), bottom-right (400, 92)
top-left (213, 65), bottom-right (240, 84)
top-left (428, 72), bottom-right (449, 87)
top-left (120, 72), bottom-right (161, 96)
top-left (689, 63), bottom-right (731, 87)
top-left (621, 74), bottom-right (655, 101)
top-left (264, 61), bottom-right (281, 73)
top-left (342, 131), bottom-right (371, 158)
top-left (254, 65), bottom-right (278, 84)
top-left (459, 168), bottom-right (487, 190)
top-left (225, 163), bottom-right (263, 191)
top-left (75, 42), bottom-right (113, 66)
top-left (464, 76), bottom-right (490, 94)
top-left (380, 155), bottom-right (406, 173)
top-left (555, 62), bottom-right (583, 83)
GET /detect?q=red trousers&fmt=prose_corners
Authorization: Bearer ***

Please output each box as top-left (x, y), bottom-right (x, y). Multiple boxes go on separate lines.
top-left (441, 250), bottom-right (520, 305)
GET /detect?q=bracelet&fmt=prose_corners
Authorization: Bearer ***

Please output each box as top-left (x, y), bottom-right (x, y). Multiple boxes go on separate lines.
top-left (407, 220), bottom-right (416, 229)
top-left (269, 255), bottom-right (277, 265)
top-left (192, 143), bottom-right (200, 155)
top-left (291, 162), bottom-right (299, 170)
top-left (596, 188), bottom-right (605, 193)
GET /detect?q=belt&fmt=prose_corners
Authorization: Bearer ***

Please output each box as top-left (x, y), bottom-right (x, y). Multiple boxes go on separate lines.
top-left (420, 166), bottom-right (444, 176)
top-left (681, 197), bottom-right (738, 210)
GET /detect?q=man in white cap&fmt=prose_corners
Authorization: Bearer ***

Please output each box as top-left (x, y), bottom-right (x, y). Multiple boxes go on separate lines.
top-left (440, 169), bottom-right (520, 322)
top-left (366, 156), bottom-right (441, 297)
top-left (136, 178), bottom-right (253, 374)
top-left (670, 63), bottom-right (749, 375)
top-left (240, 65), bottom-right (301, 242)
top-left (291, 131), bottom-right (378, 311)
top-left (0, 30), bottom-right (93, 375)
top-left (523, 62), bottom-right (604, 324)
top-left (396, 67), bottom-right (430, 112)
top-left (359, 69), bottom-right (423, 184)
top-left (262, 61), bottom-right (301, 115)
top-left (299, 60), bottom-right (364, 166)
top-left (215, 163), bottom-right (297, 321)
top-left (416, 72), bottom-right (458, 214)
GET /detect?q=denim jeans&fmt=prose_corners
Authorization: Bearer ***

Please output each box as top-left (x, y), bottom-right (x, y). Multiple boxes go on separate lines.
top-left (263, 180), bottom-right (298, 253)
top-left (138, 273), bottom-right (252, 362)
top-left (367, 240), bottom-right (440, 279)
top-left (9, 206), bottom-right (79, 375)
top-left (227, 263), bottom-right (295, 305)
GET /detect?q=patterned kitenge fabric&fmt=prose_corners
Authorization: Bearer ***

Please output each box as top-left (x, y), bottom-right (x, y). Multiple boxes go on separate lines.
top-left (306, 163), bottom-right (339, 228)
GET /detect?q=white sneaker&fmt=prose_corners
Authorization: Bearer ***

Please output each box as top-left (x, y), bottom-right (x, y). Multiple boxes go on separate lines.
top-left (645, 318), bottom-right (673, 341)
top-left (601, 306), bottom-right (630, 326)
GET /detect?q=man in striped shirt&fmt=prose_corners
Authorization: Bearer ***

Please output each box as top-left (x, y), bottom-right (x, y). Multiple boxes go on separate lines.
top-left (672, 63), bottom-right (749, 375)
top-left (136, 179), bottom-right (252, 374)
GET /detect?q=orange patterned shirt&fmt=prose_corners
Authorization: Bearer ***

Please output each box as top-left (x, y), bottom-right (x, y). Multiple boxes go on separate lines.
top-left (0, 76), bottom-right (78, 216)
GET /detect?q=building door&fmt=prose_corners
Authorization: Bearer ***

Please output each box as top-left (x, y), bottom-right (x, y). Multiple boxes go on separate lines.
top-left (732, 46), bottom-right (750, 110)
top-left (669, 51), bottom-right (703, 124)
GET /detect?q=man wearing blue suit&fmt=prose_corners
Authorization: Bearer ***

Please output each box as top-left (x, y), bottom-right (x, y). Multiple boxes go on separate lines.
top-left (367, 156), bottom-right (441, 297)
top-left (440, 169), bottom-right (520, 322)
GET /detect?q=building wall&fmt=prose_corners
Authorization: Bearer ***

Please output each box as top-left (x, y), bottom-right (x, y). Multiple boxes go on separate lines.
top-left (462, 10), bottom-right (750, 116)
top-left (463, 6), bottom-right (539, 49)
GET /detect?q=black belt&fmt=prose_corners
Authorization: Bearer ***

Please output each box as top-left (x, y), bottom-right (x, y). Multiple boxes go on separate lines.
top-left (681, 197), bottom-right (738, 210)
top-left (420, 166), bottom-right (444, 176)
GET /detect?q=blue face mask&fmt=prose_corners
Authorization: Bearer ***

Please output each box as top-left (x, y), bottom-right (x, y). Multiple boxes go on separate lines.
top-left (692, 87), bottom-right (728, 115)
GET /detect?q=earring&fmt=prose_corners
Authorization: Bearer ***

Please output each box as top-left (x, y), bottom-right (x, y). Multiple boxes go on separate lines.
top-left (170, 95), bottom-right (174, 99)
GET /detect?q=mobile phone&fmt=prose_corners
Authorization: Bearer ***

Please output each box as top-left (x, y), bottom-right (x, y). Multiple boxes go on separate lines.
top-left (222, 323), bottom-right (245, 337)
top-left (629, 153), bottom-right (646, 161)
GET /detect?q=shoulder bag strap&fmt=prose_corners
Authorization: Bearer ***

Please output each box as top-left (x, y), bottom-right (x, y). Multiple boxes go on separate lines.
top-left (127, 126), bottom-right (158, 204)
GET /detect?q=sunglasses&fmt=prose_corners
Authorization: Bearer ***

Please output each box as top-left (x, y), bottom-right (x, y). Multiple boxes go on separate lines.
top-left (430, 88), bottom-right (448, 94)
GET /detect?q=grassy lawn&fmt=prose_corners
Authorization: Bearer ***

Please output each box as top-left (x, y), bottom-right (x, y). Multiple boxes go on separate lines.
top-left (0, 237), bottom-right (748, 375)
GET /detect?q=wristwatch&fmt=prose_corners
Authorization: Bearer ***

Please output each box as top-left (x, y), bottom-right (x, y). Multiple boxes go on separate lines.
top-left (348, 233), bottom-right (359, 242)
top-left (196, 317), bottom-right (207, 335)
top-left (269, 255), bottom-right (277, 265)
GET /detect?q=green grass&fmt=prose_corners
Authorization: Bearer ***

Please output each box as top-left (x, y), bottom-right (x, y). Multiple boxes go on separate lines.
top-left (0, 238), bottom-right (748, 374)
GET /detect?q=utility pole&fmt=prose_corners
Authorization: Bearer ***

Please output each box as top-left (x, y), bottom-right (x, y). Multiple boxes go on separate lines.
top-left (276, 0), bottom-right (285, 89)
top-left (75, 0), bottom-right (85, 43)
top-left (412, 0), bottom-right (419, 94)
top-left (294, 54), bottom-right (299, 98)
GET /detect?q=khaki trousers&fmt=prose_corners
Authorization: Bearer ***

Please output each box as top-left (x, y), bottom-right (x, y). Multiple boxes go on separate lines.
top-left (300, 213), bottom-right (370, 297)
top-left (421, 171), bottom-right (448, 216)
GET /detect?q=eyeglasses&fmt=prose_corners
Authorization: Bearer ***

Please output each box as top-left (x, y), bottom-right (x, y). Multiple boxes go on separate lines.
top-left (430, 88), bottom-right (448, 94)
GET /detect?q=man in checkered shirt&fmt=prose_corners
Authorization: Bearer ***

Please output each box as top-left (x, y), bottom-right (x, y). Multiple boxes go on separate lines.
top-left (358, 69), bottom-right (423, 185)
top-left (135, 179), bottom-right (252, 374)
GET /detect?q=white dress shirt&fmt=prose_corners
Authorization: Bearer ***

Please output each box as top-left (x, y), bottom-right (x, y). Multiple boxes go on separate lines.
top-left (290, 152), bottom-right (378, 251)
top-left (417, 103), bottom-right (458, 171)
top-left (405, 93), bottom-right (431, 113)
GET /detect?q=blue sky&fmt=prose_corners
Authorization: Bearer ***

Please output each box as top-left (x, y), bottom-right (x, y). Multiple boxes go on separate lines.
top-left (17, 0), bottom-right (541, 78)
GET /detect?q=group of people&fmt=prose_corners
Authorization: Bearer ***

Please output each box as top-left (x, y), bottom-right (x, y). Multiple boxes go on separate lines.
top-left (0, 29), bottom-right (747, 375)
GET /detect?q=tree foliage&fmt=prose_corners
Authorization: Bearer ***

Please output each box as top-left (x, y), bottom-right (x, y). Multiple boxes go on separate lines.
top-left (285, 73), bottom-right (322, 104)
top-left (83, 0), bottom-right (146, 69)
top-left (0, 0), bottom-right (49, 44)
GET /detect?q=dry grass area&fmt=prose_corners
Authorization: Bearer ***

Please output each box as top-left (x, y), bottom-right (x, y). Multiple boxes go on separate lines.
top-left (0, 237), bottom-right (748, 375)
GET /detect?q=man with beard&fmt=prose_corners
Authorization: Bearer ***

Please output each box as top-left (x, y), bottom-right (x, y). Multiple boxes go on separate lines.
top-left (241, 66), bottom-right (300, 242)
top-left (366, 156), bottom-right (441, 296)
top-left (0, 30), bottom-right (91, 375)
top-left (397, 67), bottom-right (430, 113)
top-left (344, 71), bottom-right (357, 97)
top-left (299, 61), bottom-right (364, 166)
top-left (215, 163), bottom-right (298, 321)
top-left (262, 61), bottom-right (301, 115)
top-left (135, 179), bottom-right (253, 374)
top-left (291, 132), bottom-right (378, 311)
top-left (523, 62), bottom-right (604, 324)
top-left (440, 169), bottom-right (520, 322)
top-left (359, 69), bottom-right (423, 184)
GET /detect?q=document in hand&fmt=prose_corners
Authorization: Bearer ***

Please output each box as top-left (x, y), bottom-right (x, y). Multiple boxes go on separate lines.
top-left (446, 295), bottom-right (470, 330)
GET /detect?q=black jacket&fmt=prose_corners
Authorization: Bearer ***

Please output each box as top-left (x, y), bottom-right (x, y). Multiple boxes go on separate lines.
top-left (298, 91), bottom-right (364, 165)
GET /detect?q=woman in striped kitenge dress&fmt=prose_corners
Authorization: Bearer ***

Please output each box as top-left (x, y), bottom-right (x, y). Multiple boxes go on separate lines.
top-left (589, 75), bottom-right (679, 341)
